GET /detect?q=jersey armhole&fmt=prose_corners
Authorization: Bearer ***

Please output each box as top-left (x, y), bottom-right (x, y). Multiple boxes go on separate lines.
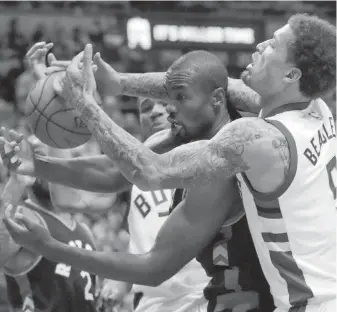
top-left (79, 222), bottom-right (97, 250)
top-left (242, 119), bottom-right (298, 201)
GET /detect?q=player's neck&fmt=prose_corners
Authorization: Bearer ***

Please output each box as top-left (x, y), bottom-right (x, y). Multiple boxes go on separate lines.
top-left (259, 90), bottom-right (310, 118)
top-left (205, 114), bottom-right (230, 139)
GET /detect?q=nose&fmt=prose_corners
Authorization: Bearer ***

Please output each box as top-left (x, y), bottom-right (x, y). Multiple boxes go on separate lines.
top-left (165, 102), bottom-right (177, 114)
top-left (256, 39), bottom-right (269, 53)
top-left (150, 110), bottom-right (163, 121)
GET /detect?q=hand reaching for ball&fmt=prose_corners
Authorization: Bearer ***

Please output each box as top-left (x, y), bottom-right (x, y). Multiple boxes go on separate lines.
top-left (0, 128), bottom-right (47, 177)
top-left (3, 205), bottom-right (53, 254)
top-left (26, 41), bottom-right (55, 80)
top-left (60, 44), bottom-right (98, 110)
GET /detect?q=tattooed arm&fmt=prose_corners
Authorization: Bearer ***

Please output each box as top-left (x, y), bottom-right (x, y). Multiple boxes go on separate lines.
top-left (118, 73), bottom-right (260, 113)
top-left (67, 46), bottom-right (288, 192)
top-left (119, 72), bottom-right (169, 101)
top-left (227, 78), bottom-right (261, 114)
top-left (131, 117), bottom-right (290, 190)
top-left (73, 86), bottom-right (289, 192)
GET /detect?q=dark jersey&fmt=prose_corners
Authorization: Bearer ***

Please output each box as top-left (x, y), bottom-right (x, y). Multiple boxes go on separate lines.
top-left (5, 200), bottom-right (97, 312)
top-left (170, 189), bottom-right (274, 312)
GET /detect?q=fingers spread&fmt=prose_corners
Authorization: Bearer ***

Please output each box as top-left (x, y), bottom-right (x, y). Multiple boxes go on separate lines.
top-left (26, 42), bottom-right (46, 58)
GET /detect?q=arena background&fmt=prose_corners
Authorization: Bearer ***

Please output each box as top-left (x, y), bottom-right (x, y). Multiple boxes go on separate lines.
top-left (0, 1), bottom-right (335, 311)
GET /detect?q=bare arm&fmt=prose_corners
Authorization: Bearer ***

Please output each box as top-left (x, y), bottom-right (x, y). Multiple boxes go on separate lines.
top-left (35, 154), bottom-right (130, 193)
top-left (118, 73), bottom-right (260, 114)
top-left (119, 72), bottom-right (169, 101)
top-left (139, 117), bottom-right (290, 190)
top-left (72, 95), bottom-right (289, 191)
top-left (40, 181), bottom-right (231, 285)
top-left (0, 174), bottom-right (28, 265)
top-left (31, 129), bottom-right (176, 193)
top-left (0, 175), bottom-right (27, 213)
top-left (227, 78), bottom-right (261, 114)
top-left (47, 146), bottom-right (118, 213)
top-left (49, 184), bottom-right (117, 214)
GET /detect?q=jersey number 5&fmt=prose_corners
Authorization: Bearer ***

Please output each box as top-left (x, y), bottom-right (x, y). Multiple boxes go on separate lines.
top-left (326, 156), bottom-right (336, 200)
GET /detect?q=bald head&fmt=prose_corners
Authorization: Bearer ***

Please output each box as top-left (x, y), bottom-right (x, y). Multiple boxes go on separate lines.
top-left (168, 50), bottom-right (228, 93)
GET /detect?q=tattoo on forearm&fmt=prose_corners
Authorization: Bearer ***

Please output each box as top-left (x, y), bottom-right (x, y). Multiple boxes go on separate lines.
top-left (120, 73), bottom-right (169, 101)
top-left (153, 119), bottom-right (290, 190)
top-left (70, 92), bottom-right (150, 185)
top-left (227, 79), bottom-right (261, 114)
top-left (152, 122), bottom-right (261, 189)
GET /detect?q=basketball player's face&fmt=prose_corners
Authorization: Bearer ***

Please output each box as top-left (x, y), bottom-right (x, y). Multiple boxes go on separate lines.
top-left (139, 99), bottom-right (170, 138)
top-left (241, 24), bottom-right (296, 96)
top-left (164, 70), bottom-right (215, 140)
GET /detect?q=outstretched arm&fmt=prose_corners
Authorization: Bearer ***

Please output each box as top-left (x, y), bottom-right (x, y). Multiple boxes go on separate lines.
top-left (6, 180), bottom-right (231, 285)
top-left (119, 72), bottom-right (169, 101)
top-left (64, 45), bottom-right (285, 191)
top-left (34, 154), bottom-right (130, 193)
top-left (1, 174), bottom-right (28, 214)
top-left (227, 78), bottom-right (261, 114)
top-left (49, 183), bottom-right (118, 214)
top-left (17, 129), bottom-right (175, 193)
top-left (94, 52), bottom-right (259, 112)
top-left (70, 83), bottom-right (287, 191)
top-left (119, 73), bottom-right (260, 113)
top-left (47, 145), bottom-right (118, 213)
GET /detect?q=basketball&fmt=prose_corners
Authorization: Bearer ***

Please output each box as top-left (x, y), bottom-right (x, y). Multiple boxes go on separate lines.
top-left (25, 71), bottom-right (92, 149)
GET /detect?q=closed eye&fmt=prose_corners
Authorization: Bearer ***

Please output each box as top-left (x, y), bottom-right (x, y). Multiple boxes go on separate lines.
top-left (176, 94), bottom-right (187, 101)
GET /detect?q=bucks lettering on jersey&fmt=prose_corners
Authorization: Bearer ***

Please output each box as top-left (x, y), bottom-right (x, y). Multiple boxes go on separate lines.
top-left (237, 99), bottom-right (336, 311)
top-left (128, 186), bottom-right (209, 311)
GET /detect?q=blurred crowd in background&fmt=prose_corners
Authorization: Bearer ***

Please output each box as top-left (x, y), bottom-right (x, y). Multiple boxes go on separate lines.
top-left (0, 1), bottom-right (335, 312)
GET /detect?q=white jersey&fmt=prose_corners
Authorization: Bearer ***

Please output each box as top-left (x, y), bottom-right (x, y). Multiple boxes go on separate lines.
top-left (237, 99), bottom-right (336, 311)
top-left (128, 185), bottom-right (209, 312)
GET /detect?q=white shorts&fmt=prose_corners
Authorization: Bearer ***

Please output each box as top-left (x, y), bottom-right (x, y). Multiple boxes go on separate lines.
top-left (274, 299), bottom-right (336, 312)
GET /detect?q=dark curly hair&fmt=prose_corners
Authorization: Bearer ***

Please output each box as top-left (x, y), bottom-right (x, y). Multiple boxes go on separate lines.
top-left (287, 14), bottom-right (336, 99)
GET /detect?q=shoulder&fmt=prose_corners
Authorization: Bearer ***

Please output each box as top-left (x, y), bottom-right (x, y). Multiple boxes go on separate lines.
top-left (211, 117), bottom-right (289, 174)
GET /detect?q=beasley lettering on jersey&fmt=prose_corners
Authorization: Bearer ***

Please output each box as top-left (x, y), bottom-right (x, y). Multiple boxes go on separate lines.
top-left (304, 117), bottom-right (336, 166)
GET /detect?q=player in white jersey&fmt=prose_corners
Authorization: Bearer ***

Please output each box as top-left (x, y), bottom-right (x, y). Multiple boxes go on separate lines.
top-left (236, 98), bottom-right (336, 312)
top-left (3, 42), bottom-right (209, 312)
top-left (125, 99), bottom-right (208, 312)
top-left (5, 14), bottom-right (332, 312)
top-left (47, 97), bottom-right (209, 312)
top-left (128, 186), bottom-right (208, 312)
top-left (3, 15), bottom-right (335, 311)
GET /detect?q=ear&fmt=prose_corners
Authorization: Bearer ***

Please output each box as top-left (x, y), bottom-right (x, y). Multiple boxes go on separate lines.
top-left (284, 67), bottom-right (302, 84)
top-left (211, 88), bottom-right (226, 108)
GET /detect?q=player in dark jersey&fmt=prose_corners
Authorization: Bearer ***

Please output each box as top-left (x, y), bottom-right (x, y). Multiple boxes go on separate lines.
top-left (1, 47), bottom-right (274, 311)
top-left (171, 189), bottom-right (273, 312)
top-left (1, 158), bottom-right (97, 312)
